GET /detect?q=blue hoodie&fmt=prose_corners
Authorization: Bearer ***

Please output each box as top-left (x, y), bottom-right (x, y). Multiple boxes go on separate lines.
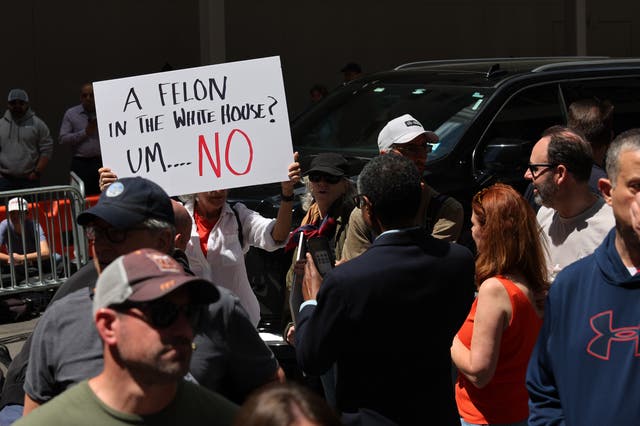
top-left (527, 228), bottom-right (640, 425)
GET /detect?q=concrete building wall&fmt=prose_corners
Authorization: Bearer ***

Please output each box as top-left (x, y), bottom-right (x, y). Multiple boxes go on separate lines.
top-left (1, 1), bottom-right (639, 186)
top-left (224, 1), bottom-right (569, 118)
top-left (1, 0), bottom-right (201, 185)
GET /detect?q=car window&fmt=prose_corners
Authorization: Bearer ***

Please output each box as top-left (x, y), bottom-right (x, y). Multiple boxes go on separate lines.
top-left (294, 83), bottom-right (494, 162)
top-left (562, 77), bottom-right (640, 136)
top-left (476, 83), bottom-right (563, 187)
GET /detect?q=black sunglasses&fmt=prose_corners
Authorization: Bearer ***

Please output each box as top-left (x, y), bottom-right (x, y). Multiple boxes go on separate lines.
top-left (308, 173), bottom-right (342, 184)
top-left (527, 163), bottom-right (556, 179)
top-left (85, 225), bottom-right (147, 244)
top-left (116, 299), bottom-right (202, 329)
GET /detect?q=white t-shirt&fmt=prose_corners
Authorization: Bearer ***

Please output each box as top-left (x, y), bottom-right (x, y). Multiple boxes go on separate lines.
top-left (537, 197), bottom-right (614, 281)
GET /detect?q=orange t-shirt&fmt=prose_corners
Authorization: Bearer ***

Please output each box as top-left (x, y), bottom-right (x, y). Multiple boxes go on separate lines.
top-left (455, 276), bottom-right (543, 424)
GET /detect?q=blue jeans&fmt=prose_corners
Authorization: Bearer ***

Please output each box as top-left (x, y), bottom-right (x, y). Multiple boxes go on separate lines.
top-left (0, 404), bottom-right (23, 426)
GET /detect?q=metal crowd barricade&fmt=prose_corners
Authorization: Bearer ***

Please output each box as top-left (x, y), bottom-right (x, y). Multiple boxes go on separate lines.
top-left (0, 185), bottom-right (90, 295)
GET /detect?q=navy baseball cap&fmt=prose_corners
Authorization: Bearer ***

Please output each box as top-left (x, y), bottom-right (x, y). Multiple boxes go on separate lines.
top-left (77, 177), bottom-right (175, 229)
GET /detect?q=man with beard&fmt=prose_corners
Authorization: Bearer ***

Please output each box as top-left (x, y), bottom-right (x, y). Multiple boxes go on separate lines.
top-left (0, 89), bottom-right (53, 190)
top-left (15, 249), bottom-right (237, 425)
top-left (526, 128), bottom-right (640, 425)
top-left (524, 125), bottom-right (614, 280)
top-left (59, 83), bottom-right (102, 195)
top-left (524, 98), bottom-right (615, 212)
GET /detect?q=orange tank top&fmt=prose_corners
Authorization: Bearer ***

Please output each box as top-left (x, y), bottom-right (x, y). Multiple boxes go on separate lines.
top-left (455, 276), bottom-right (543, 424)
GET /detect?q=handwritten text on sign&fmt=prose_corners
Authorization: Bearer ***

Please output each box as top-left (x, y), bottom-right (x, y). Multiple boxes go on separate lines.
top-left (93, 56), bottom-right (293, 197)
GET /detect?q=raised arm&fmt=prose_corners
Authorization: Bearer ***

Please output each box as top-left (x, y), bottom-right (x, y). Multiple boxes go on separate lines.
top-left (271, 152), bottom-right (301, 243)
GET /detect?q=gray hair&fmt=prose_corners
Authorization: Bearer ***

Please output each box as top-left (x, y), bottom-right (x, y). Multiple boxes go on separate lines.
top-left (140, 217), bottom-right (176, 251)
top-left (605, 128), bottom-right (640, 186)
top-left (300, 176), bottom-right (357, 212)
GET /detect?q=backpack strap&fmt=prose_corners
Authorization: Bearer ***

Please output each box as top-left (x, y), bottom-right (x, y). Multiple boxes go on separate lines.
top-left (229, 203), bottom-right (244, 248)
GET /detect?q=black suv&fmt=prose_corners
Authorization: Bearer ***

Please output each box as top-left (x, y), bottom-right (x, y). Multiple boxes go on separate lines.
top-left (232, 56), bottom-right (640, 328)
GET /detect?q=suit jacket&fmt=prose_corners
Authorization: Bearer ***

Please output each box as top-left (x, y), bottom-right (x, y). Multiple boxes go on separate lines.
top-left (296, 227), bottom-right (475, 425)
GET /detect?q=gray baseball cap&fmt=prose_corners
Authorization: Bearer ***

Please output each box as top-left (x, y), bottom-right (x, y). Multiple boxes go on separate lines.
top-left (7, 89), bottom-right (29, 103)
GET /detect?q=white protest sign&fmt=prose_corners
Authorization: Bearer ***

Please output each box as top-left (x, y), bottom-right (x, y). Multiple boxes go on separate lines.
top-left (93, 56), bottom-right (293, 197)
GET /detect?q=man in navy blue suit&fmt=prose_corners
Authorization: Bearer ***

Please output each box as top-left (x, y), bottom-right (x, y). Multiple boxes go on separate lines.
top-left (295, 154), bottom-right (475, 425)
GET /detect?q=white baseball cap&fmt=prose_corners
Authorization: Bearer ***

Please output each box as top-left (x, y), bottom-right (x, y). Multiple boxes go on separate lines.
top-left (377, 114), bottom-right (438, 153)
top-left (7, 197), bottom-right (28, 212)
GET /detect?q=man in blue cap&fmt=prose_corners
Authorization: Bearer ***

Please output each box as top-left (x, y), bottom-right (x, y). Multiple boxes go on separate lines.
top-left (0, 176), bottom-right (281, 424)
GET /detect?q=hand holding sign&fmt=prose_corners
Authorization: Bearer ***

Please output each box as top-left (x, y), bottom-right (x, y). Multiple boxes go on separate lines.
top-left (93, 56), bottom-right (293, 197)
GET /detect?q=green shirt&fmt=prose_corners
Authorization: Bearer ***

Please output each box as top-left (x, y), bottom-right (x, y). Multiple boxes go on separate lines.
top-left (15, 380), bottom-right (238, 426)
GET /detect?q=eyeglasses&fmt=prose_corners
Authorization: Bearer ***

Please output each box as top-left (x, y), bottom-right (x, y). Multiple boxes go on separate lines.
top-left (527, 163), bottom-right (556, 179)
top-left (392, 142), bottom-right (433, 155)
top-left (116, 299), bottom-right (202, 329)
top-left (85, 225), bottom-right (147, 244)
top-left (352, 194), bottom-right (371, 209)
top-left (308, 173), bottom-right (342, 184)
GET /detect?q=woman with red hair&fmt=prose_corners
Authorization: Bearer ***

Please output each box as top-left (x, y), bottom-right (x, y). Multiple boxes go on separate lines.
top-left (451, 183), bottom-right (549, 426)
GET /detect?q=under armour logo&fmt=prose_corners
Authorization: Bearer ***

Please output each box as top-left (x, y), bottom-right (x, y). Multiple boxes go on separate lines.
top-left (587, 311), bottom-right (640, 360)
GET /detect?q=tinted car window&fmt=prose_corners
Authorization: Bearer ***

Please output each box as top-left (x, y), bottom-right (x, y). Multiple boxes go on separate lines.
top-left (562, 77), bottom-right (640, 136)
top-left (295, 83), bottom-right (494, 163)
top-left (476, 83), bottom-right (563, 189)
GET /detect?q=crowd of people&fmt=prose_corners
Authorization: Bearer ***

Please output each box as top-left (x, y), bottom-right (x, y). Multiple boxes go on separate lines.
top-left (0, 86), bottom-right (637, 425)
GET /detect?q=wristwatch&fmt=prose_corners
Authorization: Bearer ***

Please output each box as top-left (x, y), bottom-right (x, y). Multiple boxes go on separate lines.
top-left (280, 192), bottom-right (295, 202)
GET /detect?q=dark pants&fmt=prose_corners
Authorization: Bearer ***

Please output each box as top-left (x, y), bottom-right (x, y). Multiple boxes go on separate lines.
top-left (70, 156), bottom-right (102, 195)
top-left (0, 176), bottom-right (39, 192)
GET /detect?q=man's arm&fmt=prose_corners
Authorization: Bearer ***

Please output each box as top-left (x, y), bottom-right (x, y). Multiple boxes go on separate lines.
top-left (295, 256), bottom-right (346, 376)
top-left (14, 229), bottom-right (50, 265)
top-left (36, 121), bottom-right (53, 161)
top-left (526, 296), bottom-right (565, 425)
top-left (59, 109), bottom-right (92, 146)
top-left (22, 394), bottom-right (39, 416)
top-left (0, 222), bottom-right (9, 263)
top-left (28, 120), bottom-right (53, 180)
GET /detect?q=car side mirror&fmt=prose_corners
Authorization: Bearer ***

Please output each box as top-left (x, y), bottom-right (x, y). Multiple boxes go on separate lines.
top-left (475, 137), bottom-right (532, 185)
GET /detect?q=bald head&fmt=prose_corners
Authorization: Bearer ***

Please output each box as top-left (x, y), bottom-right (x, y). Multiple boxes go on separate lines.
top-left (172, 200), bottom-right (192, 251)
